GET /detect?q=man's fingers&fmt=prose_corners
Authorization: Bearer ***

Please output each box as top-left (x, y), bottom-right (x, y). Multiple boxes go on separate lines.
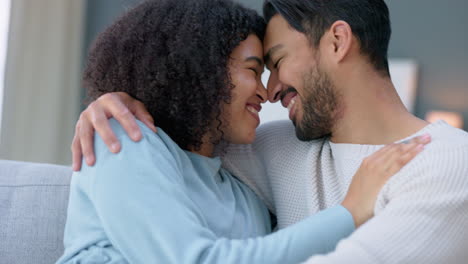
top-left (131, 100), bottom-right (157, 133)
top-left (79, 117), bottom-right (96, 166)
top-left (71, 123), bottom-right (83, 171)
top-left (89, 104), bottom-right (121, 153)
top-left (99, 93), bottom-right (142, 141)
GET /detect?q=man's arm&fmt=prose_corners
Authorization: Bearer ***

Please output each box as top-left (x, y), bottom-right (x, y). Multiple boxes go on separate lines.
top-left (72, 92), bottom-right (288, 209)
top-left (72, 92), bottom-right (156, 171)
top-left (304, 146), bottom-right (468, 264)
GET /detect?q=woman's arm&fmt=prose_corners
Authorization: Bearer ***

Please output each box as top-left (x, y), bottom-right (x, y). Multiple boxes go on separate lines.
top-left (68, 119), bottom-right (355, 264)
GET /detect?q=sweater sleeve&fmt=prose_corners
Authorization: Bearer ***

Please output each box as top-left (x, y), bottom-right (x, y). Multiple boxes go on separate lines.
top-left (303, 146), bottom-right (468, 264)
top-left (75, 120), bottom-right (355, 264)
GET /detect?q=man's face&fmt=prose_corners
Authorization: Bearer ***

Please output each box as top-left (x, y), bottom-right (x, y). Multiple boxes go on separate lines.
top-left (264, 15), bottom-right (342, 141)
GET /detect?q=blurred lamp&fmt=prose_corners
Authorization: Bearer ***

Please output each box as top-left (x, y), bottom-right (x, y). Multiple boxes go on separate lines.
top-left (425, 111), bottom-right (464, 128)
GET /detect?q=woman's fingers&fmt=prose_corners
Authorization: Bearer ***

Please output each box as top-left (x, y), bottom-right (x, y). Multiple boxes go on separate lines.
top-left (341, 134), bottom-right (431, 227)
top-left (369, 134), bottom-right (431, 165)
top-left (385, 143), bottom-right (418, 164)
top-left (404, 133), bottom-right (431, 145)
top-left (361, 135), bottom-right (431, 179)
top-left (388, 144), bottom-right (425, 175)
top-left (360, 143), bottom-right (398, 173)
top-left (378, 135), bottom-right (432, 175)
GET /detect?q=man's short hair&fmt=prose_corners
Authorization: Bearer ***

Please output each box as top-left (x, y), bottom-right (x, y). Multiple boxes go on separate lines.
top-left (264, 0), bottom-right (392, 76)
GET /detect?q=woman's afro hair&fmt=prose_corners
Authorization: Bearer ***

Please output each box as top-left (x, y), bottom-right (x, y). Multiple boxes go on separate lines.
top-left (84, 0), bottom-right (265, 151)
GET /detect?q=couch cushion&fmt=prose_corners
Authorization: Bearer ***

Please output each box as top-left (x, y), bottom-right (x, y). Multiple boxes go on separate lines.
top-left (0, 160), bottom-right (72, 264)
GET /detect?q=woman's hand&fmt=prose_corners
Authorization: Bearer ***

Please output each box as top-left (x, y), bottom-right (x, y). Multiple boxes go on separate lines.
top-left (341, 134), bottom-right (432, 228)
top-left (72, 92), bottom-right (154, 171)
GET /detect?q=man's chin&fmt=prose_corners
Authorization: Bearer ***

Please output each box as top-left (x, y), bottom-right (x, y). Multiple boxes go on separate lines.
top-left (295, 123), bottom-right (329, 142)
top-left (291, 117), bottom-right (297, 127)
top-left (295, 128), bottom-right (313, 141)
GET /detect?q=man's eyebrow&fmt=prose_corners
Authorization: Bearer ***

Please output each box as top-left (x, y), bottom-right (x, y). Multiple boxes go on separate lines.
top-left (245, 56), bottom-right (263, 66)
top-left (264, 44), bottom-right (283, 65)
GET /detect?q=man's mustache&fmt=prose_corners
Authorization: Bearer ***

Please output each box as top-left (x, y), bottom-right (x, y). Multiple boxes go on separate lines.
top-left (279, 87), bottom-right (297, 102)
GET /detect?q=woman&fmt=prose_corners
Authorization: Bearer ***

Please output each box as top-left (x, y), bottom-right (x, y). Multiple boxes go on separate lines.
top-left (58, 0), bottom-right (427, 263)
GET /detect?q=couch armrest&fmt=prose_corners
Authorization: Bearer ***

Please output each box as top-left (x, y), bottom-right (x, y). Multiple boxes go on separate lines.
top-left (0, 160), bottom-right (72, 264)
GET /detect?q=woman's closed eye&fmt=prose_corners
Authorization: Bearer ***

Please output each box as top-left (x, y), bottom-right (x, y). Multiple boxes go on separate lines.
top-left (249, 68), bottom-right (259, 76)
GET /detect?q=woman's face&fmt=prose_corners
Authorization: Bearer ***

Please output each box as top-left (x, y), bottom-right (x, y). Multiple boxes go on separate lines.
top-left (222, 34), bottom-right (267, 144)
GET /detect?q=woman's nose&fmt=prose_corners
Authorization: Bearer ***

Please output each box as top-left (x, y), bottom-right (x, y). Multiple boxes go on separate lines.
top-left (256, 81), bottom-right (267, 103)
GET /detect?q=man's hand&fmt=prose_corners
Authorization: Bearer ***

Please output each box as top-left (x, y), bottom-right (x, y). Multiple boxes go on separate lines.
top-left (72, 92), bottom-right (155, 171)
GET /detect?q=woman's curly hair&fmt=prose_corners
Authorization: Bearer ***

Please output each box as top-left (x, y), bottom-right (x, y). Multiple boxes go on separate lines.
top-left (84, 0), bottom-right (265, 151)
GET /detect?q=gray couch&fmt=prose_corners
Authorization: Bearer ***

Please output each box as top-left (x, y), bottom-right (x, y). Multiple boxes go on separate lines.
top-left (0, 160), bottom-right (72, 264)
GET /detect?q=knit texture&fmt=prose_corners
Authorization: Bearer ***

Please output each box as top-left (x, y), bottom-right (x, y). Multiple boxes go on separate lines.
top-left (222, 120), bottom-right (468, 263)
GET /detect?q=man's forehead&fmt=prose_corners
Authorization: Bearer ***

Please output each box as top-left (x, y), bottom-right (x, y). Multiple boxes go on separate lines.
top-left (263, 18), bottom-right (283, 55)
top-left (263, 14), bottom-right (298, 50)
top-left (263, 38), bottom-right (280, 57)
top-left (263, 44), bottom-right (283, 65)
top-left (263, 15), bottom-right (314, 56)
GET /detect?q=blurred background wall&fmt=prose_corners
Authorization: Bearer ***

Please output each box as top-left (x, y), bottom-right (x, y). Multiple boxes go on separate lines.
top-left (0, 0), bottom-right (466, 165)
top-left (0, 0), bottom-right (85, 165)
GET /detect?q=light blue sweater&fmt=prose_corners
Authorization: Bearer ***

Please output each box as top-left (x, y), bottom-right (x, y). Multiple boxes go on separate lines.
top-left (57, 119), bottom-right (355, 264)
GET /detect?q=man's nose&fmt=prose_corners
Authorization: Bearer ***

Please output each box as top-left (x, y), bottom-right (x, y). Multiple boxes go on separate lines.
top-left (267, 71), bottom-right (282, 103)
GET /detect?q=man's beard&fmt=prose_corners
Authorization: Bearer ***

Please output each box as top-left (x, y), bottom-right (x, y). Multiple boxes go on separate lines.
top-left (294, 66), bottom-right (341, 141)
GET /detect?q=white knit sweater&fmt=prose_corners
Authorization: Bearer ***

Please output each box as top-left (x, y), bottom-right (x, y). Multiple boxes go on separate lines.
top-left (221, 120), bottom-right (468, 264)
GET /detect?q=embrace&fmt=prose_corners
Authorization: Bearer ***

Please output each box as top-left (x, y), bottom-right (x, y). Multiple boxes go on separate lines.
top-left (57, 0), bottom-right (468, 263)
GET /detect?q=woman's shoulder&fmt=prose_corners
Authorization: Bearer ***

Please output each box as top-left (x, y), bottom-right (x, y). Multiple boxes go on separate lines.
top-left (106, 118), bottom-right (182, 157)
top-left (70, 119), bottom-right (191, 203)
top-left (88, 119), bottom-right (187, 178)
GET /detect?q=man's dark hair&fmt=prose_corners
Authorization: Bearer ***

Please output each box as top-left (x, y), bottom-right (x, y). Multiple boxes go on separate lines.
top-left (264, 0), bottom-right (391, 76)
top-left (84, 0), bottom-right (265, 151)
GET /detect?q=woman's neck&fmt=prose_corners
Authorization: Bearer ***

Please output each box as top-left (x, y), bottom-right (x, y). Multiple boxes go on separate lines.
top-left (190, 132), bottom-right (216, 157)
top-left (192, 143), bottom-right (215, 157)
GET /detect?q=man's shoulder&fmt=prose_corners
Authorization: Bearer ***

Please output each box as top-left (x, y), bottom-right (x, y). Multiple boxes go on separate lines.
top-left (378, 125), bottom-right (468, 213)
top-left (422, 123), bottom-right (468, 160)
top-left (396, 123), bottom-right (468, 182)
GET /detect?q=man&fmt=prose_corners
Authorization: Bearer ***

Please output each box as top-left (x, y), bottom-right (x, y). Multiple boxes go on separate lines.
top-left (73, 0), bottom-right (468, 263)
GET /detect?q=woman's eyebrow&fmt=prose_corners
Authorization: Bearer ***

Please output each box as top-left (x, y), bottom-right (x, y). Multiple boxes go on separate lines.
top-left (245, 56), bottom-right (263, 66)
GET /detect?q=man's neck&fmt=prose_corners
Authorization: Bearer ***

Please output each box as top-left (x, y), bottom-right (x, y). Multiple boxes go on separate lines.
top-left (330, 67), bottom-right (429, 145)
